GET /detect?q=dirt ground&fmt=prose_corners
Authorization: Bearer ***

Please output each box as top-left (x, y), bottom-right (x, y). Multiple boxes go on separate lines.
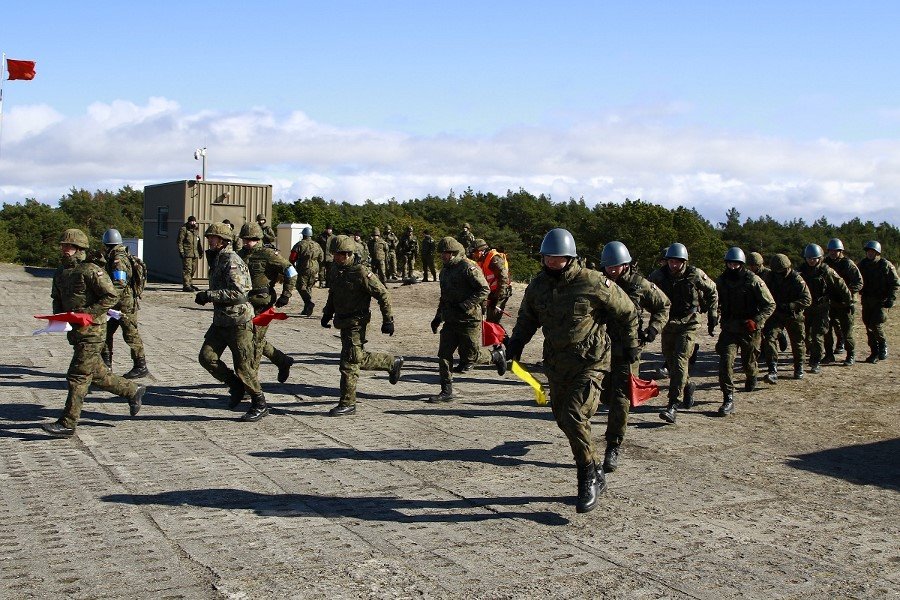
top-left (0, 262), bottom-right (897, 599)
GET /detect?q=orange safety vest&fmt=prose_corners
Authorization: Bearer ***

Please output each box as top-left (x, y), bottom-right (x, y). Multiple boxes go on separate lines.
top-left (479, 249), bottom-right (508, 292)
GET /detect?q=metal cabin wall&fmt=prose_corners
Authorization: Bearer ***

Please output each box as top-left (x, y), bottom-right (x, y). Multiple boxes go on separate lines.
top-left (143, 181), bottom-right (190, 284)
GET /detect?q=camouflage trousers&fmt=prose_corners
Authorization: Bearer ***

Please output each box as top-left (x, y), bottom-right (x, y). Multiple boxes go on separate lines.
top-left (546, 359), bottom-right (607, 467)
top-left (398, 254), bottom-right (416, 278)
top-left (437, 321), bottom-right (493, 384)
top-left (762, 315), bottom-right (805, 370)
top-left (716, 330), bottom-right (761, 394)
top-left (485, 293), bottom-right (510, 324)
top-left (386, 251), bottom-right (397, 278)
top-left (370, 259), bottom-right (386, 284)
top-left (296, 269), bottom-right (317, 309)
top-left (199, 321), bottom-right (262, 395)
top-left (825, 304), bottom-right (856, 356)
top-left (60, 339), bottom-right (138, 428)
top-left (804, 305), bottom-right (830, 364)
top-left (255, 323), bottom-right (290, 371)
top-left (338, 322), bottom-right (395, 407)
top-left (861, 297), bottom-right (889, 350)
top-left (660, 325), bottom-right (698, 402)
top-left (104, 311), bottom-right (145, 362)
top-left (603, 354), bottom-right (639, 447)
top-left (421, 256), bottom-right (437, 282)
top-left (182, 256), bottom-right (197, 288)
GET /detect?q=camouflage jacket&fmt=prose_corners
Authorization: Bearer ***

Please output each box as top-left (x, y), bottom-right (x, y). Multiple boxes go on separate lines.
top-left (238, 244), bottom-right (296, 312)
top-left (354, 238), bottom-right (371, 266)
top-left (825, 255), bottom-right (864, 299)
top-left (715, 267), bottom-right (776, 333)
top-left (177, 224), bottom-right (202, 258)
top-left (798, 262), bottom-right (851, 313)
top-left (398, 233), bottom-right (418, 257)
top-left (610, 268), bottom-right (670, 349)
top-left (207, 248), bottom-right (254, 326)
top-left (762, 269), bottom-right (812, 321)
top-left (384, 231), bottom-right (399, 252)
top-left (323, 263), bottom-right (392, 329)
top-left (51, 251), bottom-right (118, 344)
top-left (435, 255), bottom-right (489, 325)
top-left (260, 224), bottom-right (277, 246)
top-left (858, 257), bottom-right (900, 303)
top-left (648, 264), bottom-right (718, 331)
top-left (104, 244), bottom-right (136, 313)
top-left (369, 237), bottom-right (388, 261)
top-left (291, 238), bottom-right (324, 275)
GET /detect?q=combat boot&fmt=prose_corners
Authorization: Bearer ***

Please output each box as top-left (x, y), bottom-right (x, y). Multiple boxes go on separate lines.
top-left (277, 355), bottom-right (295, 384)
top-left (101, 348), bottom-right (112, 371)
top-left (681, 383), bottom-right (696, 409)
top-left (241, 392), bottom-right (269, 422)
top-left (718, 393), bottom-right (734, 416)
top-left (659, 402), bottom-right (678, 424)
top-left (388, 357), bottom-right (404, 385)
top-left (302, 301), bottom-right (315, 317)
top-left (575, 462), bottom-right (606, 513)
top-left (744, 376), bottom-right (757, 392)
top-left (602, 444), bottom-right (620, 473)
top-left (865, 347), bottom-right (879, 363)
top-left (834, 339), bottom-right (845, 354)
top-left (793, 366), bottom-right (804, 380)
top-left (878, 341), bottom-right (888, 361)
top-left (452, 362), bottom-right (474, 374)
top-left (42, 421), bottom-right (76, 437)
top-left (808, 362), bottom-right (821, 374)
top-left (227, 378), bottom-right (246, 409)
top-left (427, 383), bottom-right (457, 403)
top-left (123, 357), bottom-right (150, 379)
top-left (764, 364), bottom-right (778, 384)
top-left (129, 385), bottom-right (146, 417)
top-left (491, 346), bottom-right (507, 376)
top-left (843, 353), bottom-right (855, 366)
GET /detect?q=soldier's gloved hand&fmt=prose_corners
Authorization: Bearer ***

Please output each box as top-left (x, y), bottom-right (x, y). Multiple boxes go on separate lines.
top-left (708, 320), bottom-right (717, 337)
top-left (627, 346), bottom-right (642, 363)
top-left (430, 316), bottom-right (441, 334)
top-left (885, 298), bottom-right (895, 308)
top-left (744, 319), bottom-right (758, 333)
top-left (490, 306), bottom-right (504, 321)
top-left (275, 295), bottom-right (290, 308)
top-left (381, 320), bottom-right (395, 336)
top-left (321, 314), bottom-right (332, 329)
top-left (194, 291), bottom-right (209, 305)
top-left (642, 326), bottom-right (658, 344)
top-left (505, 337), bottom-right (525, 363)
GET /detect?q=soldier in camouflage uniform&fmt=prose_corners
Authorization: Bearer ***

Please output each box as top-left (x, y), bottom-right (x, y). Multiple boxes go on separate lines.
top-left (798, 244), bottom-right (851, 374)
top-left (505, 229), bottom-right (638, 513)
top-left (320, 236), bottom-right (404, 416)
top-left (600, 241), bottom-right (670, 472)
top-left (196, 222), bottom-right (268, 422)
top-left (398, 225), bottom-right (418, 279)
top-left (746, 252), bottom-right (770, 278)
top-left (41, 229), bottom-right (146, 437)
top-left (100, 228), bottom-right (150, 379)
top-left (255, 214), bottom-right (277, 248)
top-left (177, 216), bottom-right (202, 292)
top-left (421, 230), bottom-right (437, 282)
top-left (368, 228), bottom-right (388, 284)
top-left (761, 254), bottom-right (812, 383)
top-left (823, 238), bottom-right (864, 365)
top-left (384, 225), bottom-right (399, 280)
top-left (289, 226), bottom-right (323, 316)
top-left (858, 240), bottom-right (900, 363)
top-left (428, 237), bottom-right (506, 403)
top-left (222, 219), bottom-right (242, 252)
top-left (469, 238), bottom-right (512, 324)
top-left (456, 223), bottom-right (475, 252)
top-left (353, 232), bottom-right (371, 266)
top-left (649, 243), bottom-right (718, 424)
top-left (239, 223), bottom-right (298, 385)
top-left (714, 248), bottom-right (775, 415)
top-left (318, 226), bottom-right (335, 288)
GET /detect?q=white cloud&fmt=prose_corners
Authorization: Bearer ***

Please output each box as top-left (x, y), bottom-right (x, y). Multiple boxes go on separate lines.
top-left (1, 97), bottom-right (898, 226)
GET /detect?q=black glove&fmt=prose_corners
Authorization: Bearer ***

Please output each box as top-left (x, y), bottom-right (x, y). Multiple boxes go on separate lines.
top-left (505, 337), bottom-right (525, 362)
top-left (708, 320), bottom-right (717, 337)
top-left (885, 298), bottom-right (895, 308)
top-left (194, 291), bottom-right (209, 305)
top-left (627, 346), bottom-right (642, 363)
top-left (430, 316), bottom-right (441, 334)
top-left (321, 314), bottom-right (332, 329)
top-left (275, 295), bottom-right (290, 308)
top-left (381, 320), bottom-right (395, 336)
top-left (642, 326), bottom-right (658, 344)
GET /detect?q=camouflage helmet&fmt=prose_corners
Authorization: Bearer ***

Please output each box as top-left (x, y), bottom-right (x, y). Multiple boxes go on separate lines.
top-left (803, 243), bottom-right (824, 259)
top-left (747, 252), bottom-right (764, 267)
top-left (333, 235), bottom-right (356, 253)
top-left (373, 227), bottom-right (381, 236)
top-left (239, 222), bottom-right (263, 240)
top-left (256, 213), bottom-right (266, 221)
top-left (102, 228), bottom-right (123, 246)
top-left (204, 222), bottom-right (234, 240)
top-left (770, 253), bottom-right (792, 273)
top-left (463, 222), bottom-right (471, 229)
top-left (470, 238), bottom-right (488, 252)
top-left (385, 225), bottom-right (393, 232)
top-left (60, 228), bottom-right (90, 249)
top-left (437, 236), bottom-right (465, 254)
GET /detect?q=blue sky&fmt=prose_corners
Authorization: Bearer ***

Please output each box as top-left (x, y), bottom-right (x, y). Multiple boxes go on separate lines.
top-left (2, 1), bottom-right (899, 225)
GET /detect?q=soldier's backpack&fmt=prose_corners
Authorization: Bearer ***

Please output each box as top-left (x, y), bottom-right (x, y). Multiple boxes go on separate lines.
top-left (126, 251), bottom-right (147, 299)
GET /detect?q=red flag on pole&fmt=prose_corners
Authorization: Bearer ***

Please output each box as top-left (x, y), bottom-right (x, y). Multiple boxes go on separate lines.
top-left (252, 307), bottom-right (289, 327)
top-left (629, 373), bottom-right (659, 408)
top-left (6, 59), bottom-right (36, 81)
top-left (481, 320), bottom-right (506, 347)
top-left (34, 312), bottom-right (96, 327)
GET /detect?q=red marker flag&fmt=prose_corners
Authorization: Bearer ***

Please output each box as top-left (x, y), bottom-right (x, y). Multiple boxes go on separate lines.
top-left (629, 373), bottom-right (659, 408)
top-left (6, 59), bottom-right (36, 81)
top-left (252, 307), bottom-right (288, 327)
top-left (481, 320), bottom-right (506, 347)
top-left (34, 312), bottom-right (96, 327)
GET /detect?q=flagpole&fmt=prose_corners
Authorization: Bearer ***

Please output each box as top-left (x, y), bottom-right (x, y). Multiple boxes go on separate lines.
top-left (0, 52), bottom-right (6, 160)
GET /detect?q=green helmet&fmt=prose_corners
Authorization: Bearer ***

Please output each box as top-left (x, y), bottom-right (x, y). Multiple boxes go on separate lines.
top-left (437, 236), bottom-right (465, 254)
top-left (770, 253), bottom-right (792, 273)
top-left (470, 238), bottom-right (488, 253)
top-left (256, 213), bottom-right (266, 221)
top-left (240, 222), bottom-right (263, 240)
top-left (60, 228), bottom-right (90, 249)
top-left (372, 227), bottom-right (381, 236)
top-left (333, 234), bottom-right (356, 253)
top-left (204, 222), bottom-right (233, 239)
top-left (747, 252), bottom-right (764, 267)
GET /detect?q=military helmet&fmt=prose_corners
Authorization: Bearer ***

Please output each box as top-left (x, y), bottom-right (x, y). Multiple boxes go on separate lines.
top-left (540, 228), bottom-right (577, 257)
top-left (406, 225), bottom-right (413, 232)
top-left (239, 222), bottom-right (263, 240)
top-left (372, 227), bottom-right (381, 236)
top-left (665, 242), bottom-right (689, 261)
top-left (471, 238), bottom-right (488, 252)
top-left (747, 252), bottom-right (764, 266)
top-left (301, 226), bottom-right (313, 237)
top-left (437, 236), bottom-right (465, 254)
top-left (333, 235), bottom-right (356, 253)
top-left (826, 238), bottom-right (844, 251)
top-left (770, 253), bottom-right (792, 273)
top-left (60, 228), bottom-right (90, 249)
top-left (385, 225), bottom-right (392, 232)
top-left (803, 243), bottom-right (824, 259)
top-left (102, 228), bottom-right (123, 246)
top-left (463, 222), bottom-right (471, 229)
top-left (256, 213), bottom-right (266, 221)
top-left (864, 240), bottom-right (882, 254)
top-left (724, 247), bottom-right (746, 263)
top-left (204, 222), bottom-right (234, 239)
top-left (600, 241), bottom-right (632, 268)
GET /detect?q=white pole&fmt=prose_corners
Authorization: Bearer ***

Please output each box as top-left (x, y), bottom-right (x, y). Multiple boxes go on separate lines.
top-left (0, 52), bottom-right (6, 160)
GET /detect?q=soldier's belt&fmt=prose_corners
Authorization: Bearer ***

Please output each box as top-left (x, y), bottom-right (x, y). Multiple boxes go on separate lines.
top-left (336, 310), bottom-right (371, 320)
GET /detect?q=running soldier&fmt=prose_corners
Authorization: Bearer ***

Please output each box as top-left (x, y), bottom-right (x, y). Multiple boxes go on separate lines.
top-left (823, 238), bottom-right (863, 365)
top-left (289, 226), bottom-right (323, 316)
top-left (469, 238), bottom-right (512, 324)
top-left (761, 254), bottom-right (812, 383)
top-left (858, 240), bottom-right (899, 363)
top-left (797, 244), bottom-right (851, 374)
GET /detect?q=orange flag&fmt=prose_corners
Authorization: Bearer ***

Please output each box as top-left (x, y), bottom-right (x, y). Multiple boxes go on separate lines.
top-left (7, 59), bottom-right (36, 81)
top-left (629, 373), bottom-right (659, 408)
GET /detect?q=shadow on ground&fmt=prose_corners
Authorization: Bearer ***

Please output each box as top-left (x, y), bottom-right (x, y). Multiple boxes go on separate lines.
top-left (786, 438), bottom-right (900, 491)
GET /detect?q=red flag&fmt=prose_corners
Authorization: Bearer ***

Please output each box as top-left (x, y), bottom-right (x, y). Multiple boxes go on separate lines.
top-left (252, 307), bottom-right (288, 327)
top-left (34, 312), bottom-right (95, 327)
top-left (481, 320), bottom-right (506, 347)
top-left (7, 59), bottom-right (36, 81)
top-left (629, 373), bottom-right (659, 408)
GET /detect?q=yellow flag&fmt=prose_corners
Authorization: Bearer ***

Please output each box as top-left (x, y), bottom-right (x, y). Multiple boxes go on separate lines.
top-left (511, 360), bottom-right (548, 406)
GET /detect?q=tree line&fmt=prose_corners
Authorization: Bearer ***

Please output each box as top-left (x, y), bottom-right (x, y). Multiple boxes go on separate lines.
top-left (2, 186), bottom-right (898, 280)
